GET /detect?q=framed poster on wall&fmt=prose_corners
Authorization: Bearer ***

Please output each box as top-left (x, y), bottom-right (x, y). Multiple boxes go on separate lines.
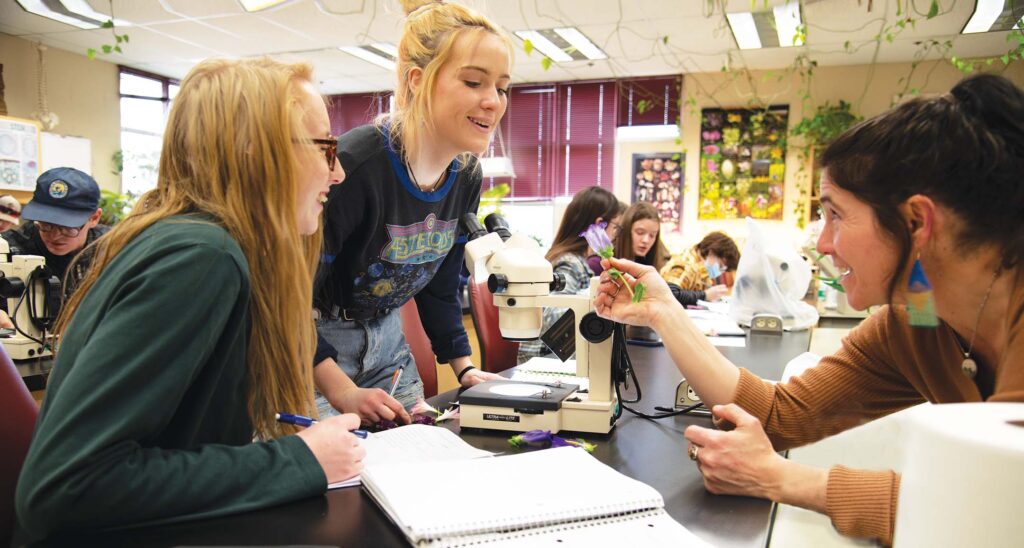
top-left (631, 152), bottom-right (684, 232)
top-left (0, 115), bottom-right (42, 191)
top-left (698, 106), bottom-right (788, 220)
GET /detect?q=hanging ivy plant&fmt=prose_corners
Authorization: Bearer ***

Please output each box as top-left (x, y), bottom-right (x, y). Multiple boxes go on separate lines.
top-left (790, 100), bottom-right (862, 148)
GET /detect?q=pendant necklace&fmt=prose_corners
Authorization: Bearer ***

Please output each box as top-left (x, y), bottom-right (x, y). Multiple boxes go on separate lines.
top-left (408, 164), bottom-right (447, 192)
top-left (949, 267), bottom-right (1001, 379)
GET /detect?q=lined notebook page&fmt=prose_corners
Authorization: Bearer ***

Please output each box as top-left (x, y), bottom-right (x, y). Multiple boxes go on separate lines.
top-left (329, 424), bottom-right (494, 489)
top-left (361, 447), bottom-right (665, 543)
top-left (436, 509), bottom-right (712, 547)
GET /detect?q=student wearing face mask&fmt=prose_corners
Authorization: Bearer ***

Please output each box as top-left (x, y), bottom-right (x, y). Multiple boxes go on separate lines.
top-left (312, 0), bottom-right (512, 423)
top-left (661, 231), bottom-right (740, 303)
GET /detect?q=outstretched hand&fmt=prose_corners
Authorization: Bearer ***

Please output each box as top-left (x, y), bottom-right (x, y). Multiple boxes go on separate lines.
top-left (684, 404), bottom-right (786, 500)
top-left (593, 257), bottom-right (674, 327)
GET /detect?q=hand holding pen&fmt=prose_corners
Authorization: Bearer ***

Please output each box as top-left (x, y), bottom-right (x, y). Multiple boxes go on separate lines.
top-left (276, 413), bottom-right (368, 438)
top-left (289, 412), bottom-right (366, 484)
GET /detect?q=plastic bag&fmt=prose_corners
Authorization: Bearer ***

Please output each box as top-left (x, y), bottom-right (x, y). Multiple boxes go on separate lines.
top-left (729, 218), bottom-right (818, 331)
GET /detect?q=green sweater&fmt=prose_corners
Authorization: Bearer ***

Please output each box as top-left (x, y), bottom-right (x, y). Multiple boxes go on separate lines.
top-left (15, 217), bottom-right (326, 542)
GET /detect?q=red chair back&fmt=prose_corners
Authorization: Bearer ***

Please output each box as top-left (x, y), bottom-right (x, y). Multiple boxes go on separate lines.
top-left (468, 280), bottom-right (519, 373)
top-left (399, 300), bottom-right (438, 398)
top-left (1, 345), bottom-right (37, 545)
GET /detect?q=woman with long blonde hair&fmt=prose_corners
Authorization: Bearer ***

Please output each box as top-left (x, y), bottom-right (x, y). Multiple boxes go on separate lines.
top-left (314, 0), bottom-right (512, 420)
top-left (15, 58), bottom-right (357, 542)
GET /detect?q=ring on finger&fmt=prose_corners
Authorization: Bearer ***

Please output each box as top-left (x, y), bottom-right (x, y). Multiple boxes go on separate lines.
top-left (688, 444), bottom-right (700, 461)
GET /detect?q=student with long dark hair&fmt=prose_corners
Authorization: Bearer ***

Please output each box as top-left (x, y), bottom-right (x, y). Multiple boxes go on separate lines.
top-left (518, 186), bottom-right (623, 362)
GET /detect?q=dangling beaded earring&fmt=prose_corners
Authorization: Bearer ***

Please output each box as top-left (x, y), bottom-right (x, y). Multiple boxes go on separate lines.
top-left (907, 256), bottom-right (939, 328)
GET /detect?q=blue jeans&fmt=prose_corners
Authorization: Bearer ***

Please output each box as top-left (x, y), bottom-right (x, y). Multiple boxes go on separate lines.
top-left (314, 307), bottom-right (424, 419)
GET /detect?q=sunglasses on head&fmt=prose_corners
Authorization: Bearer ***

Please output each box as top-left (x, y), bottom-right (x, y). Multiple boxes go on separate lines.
top-left (0, 205), bottom-right (20, 218)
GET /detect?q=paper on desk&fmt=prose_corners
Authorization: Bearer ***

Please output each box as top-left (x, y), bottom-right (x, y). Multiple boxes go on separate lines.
top-left (709, 336), bottom-right (746, 347)
top-left (781, 351), bottom-right (822, 382)
top-left (328, 424), bottom-right (494, 489)
top-left (517, 357), bottom-right (577, 375)
top-left (685, 309), bottom-right (745, 337)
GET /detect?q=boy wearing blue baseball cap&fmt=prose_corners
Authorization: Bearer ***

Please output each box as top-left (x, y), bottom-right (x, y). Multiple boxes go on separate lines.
top-left (2, 167), bottom-right (110, 296)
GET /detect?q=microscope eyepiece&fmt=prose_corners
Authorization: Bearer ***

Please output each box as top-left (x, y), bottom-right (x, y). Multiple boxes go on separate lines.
top-left (483, 213), bottom-right (512, 242)
top-left (460, 213), bottom-right (488, 241)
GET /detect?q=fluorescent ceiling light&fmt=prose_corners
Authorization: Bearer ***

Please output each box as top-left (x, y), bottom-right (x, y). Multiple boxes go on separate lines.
top-left (962, 0), bottom-right (1024, 33)
top-left (725, 12), bottom-right (761, 50)
top-left (514, 30), bottom-right (573, 63)
top-left (553, 27), bottom-right (607, 60)
top-left (963, 0), bottom-right (1006, 33)
top-left (371, 42), bottom-right (399, 58)
top-left (16, 0), bottom-right (114, 29)
top-left (726, 1), bottom-right (803, 50)
top-left (63, 0), bottom-right (130, 26)
top-left (237, 0), bottom-right (291, 12)
top-left (773, 1), bottom-right (803, 46)
top-left (339, 45), bottom-right (396, 70)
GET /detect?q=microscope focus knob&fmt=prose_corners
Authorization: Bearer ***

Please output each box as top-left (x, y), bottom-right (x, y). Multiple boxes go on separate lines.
top-left (0, 275), bottom-right (25, 299)
top-left (550, 272), bottom-right (566, 292)
top-left (579, 312), bottom-right (614, 343)
top-left (487, 273), bottom-right (509, 294)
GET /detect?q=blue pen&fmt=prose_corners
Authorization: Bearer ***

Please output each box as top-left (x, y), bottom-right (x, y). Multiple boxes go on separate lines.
top-left (275, 412), bottom-right (368, 439)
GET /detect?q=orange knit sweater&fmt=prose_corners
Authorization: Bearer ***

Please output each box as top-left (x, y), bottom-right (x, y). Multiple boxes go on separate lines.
top-left (730, 270), bottom-right (1024, 545)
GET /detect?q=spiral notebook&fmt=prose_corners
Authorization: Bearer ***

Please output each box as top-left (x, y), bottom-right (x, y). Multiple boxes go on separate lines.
top-left (361, 446), bottom-right (710, 547)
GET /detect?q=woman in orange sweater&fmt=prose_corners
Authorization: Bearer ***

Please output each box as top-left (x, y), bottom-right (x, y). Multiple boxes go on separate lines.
top-left (592, 73), bottom-right (1023, 546)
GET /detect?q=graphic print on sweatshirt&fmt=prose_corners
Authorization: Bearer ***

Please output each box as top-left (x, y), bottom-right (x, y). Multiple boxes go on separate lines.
top-left (351, 213), bottom-right (457, 311)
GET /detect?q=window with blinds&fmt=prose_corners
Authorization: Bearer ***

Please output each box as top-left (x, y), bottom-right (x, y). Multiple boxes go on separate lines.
top-left (327, 75), bottom-right (680, 201)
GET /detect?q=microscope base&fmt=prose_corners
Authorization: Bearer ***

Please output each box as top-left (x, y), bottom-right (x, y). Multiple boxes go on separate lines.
top-left (458, 398), bottom-right (617, 435)
top-left (3, 335), bottom-right (52, 360)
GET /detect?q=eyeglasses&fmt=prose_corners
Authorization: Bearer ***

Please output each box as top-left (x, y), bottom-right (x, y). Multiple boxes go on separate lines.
top-left (295, 136), bottom-right (338, 171)
top-left (35, 221), bottom-right (85, 238)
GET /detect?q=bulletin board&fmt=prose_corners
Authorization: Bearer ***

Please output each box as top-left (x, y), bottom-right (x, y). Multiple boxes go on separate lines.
top-left (0, 115), bottom-right (42, 191)
top-left (40, 132), bottom-right (91, 174)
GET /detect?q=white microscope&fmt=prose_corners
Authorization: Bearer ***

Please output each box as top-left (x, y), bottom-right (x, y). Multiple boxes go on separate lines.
top-left (458, 213), bottom-right (619, 435)
top-left (0, 238), bottom-right (58, 360)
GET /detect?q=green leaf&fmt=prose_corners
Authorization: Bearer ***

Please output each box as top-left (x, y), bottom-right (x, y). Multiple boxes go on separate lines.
top-left (115, 34), bottom-right (123, 43)
top-left (540, 56), bottom-right (552, 71)
top-left (121, 34), bottom-right (130, 43)
top-left (114, 45), bottom-right (122, 53)
top-left (662, 36), bottom-right (669, 45)
top-left (632, 282), bottom-right (646, 303)
top-left (101, 19), bottom-right (114, 28)
top-left (87, 48), bottom-right (97, 59)
top-left (843, 40), bottom-right (850, 51)
top-left (671, 153), bottom-right (681, 161)
top-left (1004, 54), bottom-right (1013, 65)
top-left (102, 44), bottom-right (112, 54)
top-left (522, 39), bottom-right (534, 56)
top-left (927, 0), bottom-right (939, 19)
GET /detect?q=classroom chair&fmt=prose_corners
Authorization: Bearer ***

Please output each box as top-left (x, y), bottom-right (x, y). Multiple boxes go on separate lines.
top-left (1, 345), bottom-right (37, 545)
top-left (467, 280), bottom-right (519, 374)
top-left (399, 300), bottom-right (438, 398)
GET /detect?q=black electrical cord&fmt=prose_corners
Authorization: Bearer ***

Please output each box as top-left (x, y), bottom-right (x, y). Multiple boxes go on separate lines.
top-left (610, 323), bottom-right (707, 420)
top-left (11, 286), bottom-right (46, 346)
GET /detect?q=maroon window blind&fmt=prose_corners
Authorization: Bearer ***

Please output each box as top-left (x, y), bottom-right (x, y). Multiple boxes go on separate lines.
top-left (617, 76), bottom-right (681, 127)
top-left (488, 85), bottom-right (557, 199)
top-left (326, 92), bottom-right (391, 136)
top-left (553, 81), bottom-right (617, 197)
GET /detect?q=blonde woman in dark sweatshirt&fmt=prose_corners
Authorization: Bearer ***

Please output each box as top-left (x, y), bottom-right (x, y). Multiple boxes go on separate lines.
top-left (592, 73), bottom-right (1024, 546)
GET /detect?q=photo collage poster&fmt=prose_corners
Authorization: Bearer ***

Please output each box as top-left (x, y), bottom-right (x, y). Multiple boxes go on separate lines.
top-left (631, 152), bottom-right (684, 233)
top-left (698, 106), bottom-right (788, 220)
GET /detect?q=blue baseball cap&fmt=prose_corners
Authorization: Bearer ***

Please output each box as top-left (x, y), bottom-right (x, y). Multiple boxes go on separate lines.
top-left (22, 167), bottom-right (101, 228)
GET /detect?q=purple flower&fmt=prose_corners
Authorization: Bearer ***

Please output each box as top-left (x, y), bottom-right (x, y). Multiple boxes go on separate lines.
top-left (581, 222), bottom-right (614, 259)
top-left (508, 430), bottom-right (596, 452)
top-left (706, 159), bottom-right (718, 173)
top-left (702, 144), bottom-right (719, 155)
